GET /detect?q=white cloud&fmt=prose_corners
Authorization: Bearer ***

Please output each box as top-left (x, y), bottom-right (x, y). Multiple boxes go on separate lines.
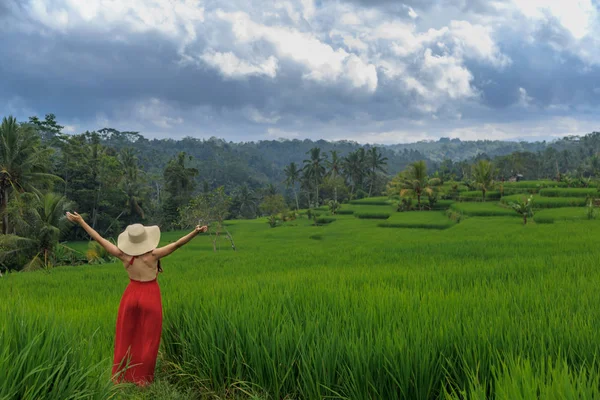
top-left (26, 0), bottom-right (205, 53)
top-left (512, 0), bottom-right (595, 39)
top-left (422, 49), bottom-right (476, 100)
top-left (200, 51), bottom-right (278, 79)
top-left (266, 128), bottom-right (300, 139)
top-left (449, 20), bottom-right (511, 67)
top-left (134, 98), bottom-right (183, 129)
top-left (517, 87), bottom-right (533, 108)
top-left (217, 10), bottom-right (378, 92)
top-left (407, 6), bottom-right (418, 19)
top-left (243, 108), bottom-right (281, 124)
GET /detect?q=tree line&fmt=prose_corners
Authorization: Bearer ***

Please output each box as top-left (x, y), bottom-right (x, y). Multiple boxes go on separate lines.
top-left (2, 113), bottom-right (600, 271)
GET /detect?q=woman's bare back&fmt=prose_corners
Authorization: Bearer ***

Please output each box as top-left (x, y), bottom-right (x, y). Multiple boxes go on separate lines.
top-left (124, 252), bottom-right (159, 281)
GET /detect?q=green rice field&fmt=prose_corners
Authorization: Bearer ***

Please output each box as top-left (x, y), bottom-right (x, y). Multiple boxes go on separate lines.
top-left (3, 195), bottom-right (600, 399)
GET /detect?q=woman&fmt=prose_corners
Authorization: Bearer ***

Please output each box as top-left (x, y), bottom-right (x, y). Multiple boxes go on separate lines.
top-left (65, 211), bottom-right (207, 385)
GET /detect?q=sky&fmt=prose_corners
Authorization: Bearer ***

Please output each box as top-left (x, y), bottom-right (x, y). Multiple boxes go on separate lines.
top-left (1, 0), bottom-right (600, 144)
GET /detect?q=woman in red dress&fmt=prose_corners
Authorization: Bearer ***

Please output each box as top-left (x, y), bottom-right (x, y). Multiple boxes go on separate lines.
top-left (66, 211), bottom-right (207, 386)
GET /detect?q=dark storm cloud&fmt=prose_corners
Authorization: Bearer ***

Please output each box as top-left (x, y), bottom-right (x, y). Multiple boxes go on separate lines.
top-left (1, 0), bottom-right (599, 143)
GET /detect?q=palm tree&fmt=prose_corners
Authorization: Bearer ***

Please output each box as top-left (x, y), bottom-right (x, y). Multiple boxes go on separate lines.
top-left (391, 160), bottom-right (440, 210)
top-left (1, 192), bottom-right (72, 270)
top-left (0, 116), bottom-right (58, 234)
top-left (303, 147), bottom-right (326, 206)
top-left (366, 147), bottom-right (388, 197)
top-left (119, 148), bottom-right (146, 221)
top-left (472, 160), bottom-right (494, 201)
top-left (342, 149), bottom-right (367, 197)
top-left (326, 150), bottom-right (343, 202)
top-left (163, 152), bottom-right (199, 201)
top-left (235, 185), bottom-right (258, 218)
top-left (510, 195), bottom-right (534, 225)
top-left (283, 162), bottom-right (301, 210)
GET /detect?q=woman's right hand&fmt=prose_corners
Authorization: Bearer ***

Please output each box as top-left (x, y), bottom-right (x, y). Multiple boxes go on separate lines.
top-left (66, 211), bottom-right (84, 225)
top-left (195, 225), bottom-right (208, 233)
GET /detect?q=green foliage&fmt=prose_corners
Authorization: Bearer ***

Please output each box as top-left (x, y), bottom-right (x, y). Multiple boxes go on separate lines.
top-left (586, 197), bottom-right (597, 220)
top-left (1, 192), bottom-right (73, 270)
top-left (387, 161), bottom-right (441, 210)
top-left (450, 203), bottom-right (517, 217)
top-left (509, 195), bottom-right (535, 224)
top-left (471, 159), bottom-right (495, 201)
top-left (459, 191), bottom-right (502, 201)
top-left (539, 188), bottom-right (598, 198)
top-left (349, 197), bottom-right (389, 206)
top-left (314, 217), bottom-right (336, 225)
top-left (0, 116), bottom-right (58, 234)
top-left (85, 241), bottom-right (115, 265)
top-left (8, 214), bottom-right (600, 398)
top-left (327, 199), bottom-right (340, 215)
top-left (336, 209), bottom-right (354, 215)
top-left (501, 195), bottom-right (587, 208)
top-left (259, 194), bottom-right (287, 217)
top-left (355, 212), bottom-right (391, 219)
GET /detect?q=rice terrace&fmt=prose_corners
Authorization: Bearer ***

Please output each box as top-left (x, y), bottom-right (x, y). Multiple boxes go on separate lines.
top-left (4, 117), bottom-right (600, 400)
top-left (4, 0), bottom-right (600, 399)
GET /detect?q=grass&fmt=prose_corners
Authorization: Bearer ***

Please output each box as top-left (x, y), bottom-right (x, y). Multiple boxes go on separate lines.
top-left (354, 212), bottom-right (391, 219)
top-left (379, 211), bottom-right (454, 229)
top-left (450, 202), bottom-right (517, 217)
top-left (5, 200), bottom-right (600, 398)
top-left (538, 188), bottom-right (599, 198)
top-left (458, 191), bottom-right (502, 201)
top-left (348, 197), bottom-right (390, 206)
top-left (533, 207), bottom-right (594, 223)
top-left (501, 195), bottom-right (588, 208)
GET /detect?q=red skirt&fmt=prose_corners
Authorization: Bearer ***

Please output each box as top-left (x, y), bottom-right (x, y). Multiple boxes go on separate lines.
top-left (112, 278), bottom-right (162, 385)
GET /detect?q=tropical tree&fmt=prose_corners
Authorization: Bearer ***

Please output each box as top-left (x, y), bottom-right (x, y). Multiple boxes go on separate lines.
top-left (342, 149), bottom-right (367, 197)
top-left (388, 160), bottom-right (440, 210)
top-left (472, 159), bottom-right (495, 201)
top-left (162, 152), bottom-right (199, 227)
top-left (303, 147), bottom-right (326, 206)
top-left (119, 148), bottom-right (146, 222)
top-left (325, 150), bottom-right (343, 202)
top-left (0, 116), bottom-right (58, 234)
top-left (283, 162), bottom-right (301, 210)
top-left (0, 192), bottom-right (72, 270)
top-left (233, 185), bottom-right (258, 218)
top-left (366, 147), bottom-right (388, 197)
top-left (510, 195), bottom-right (534, 225)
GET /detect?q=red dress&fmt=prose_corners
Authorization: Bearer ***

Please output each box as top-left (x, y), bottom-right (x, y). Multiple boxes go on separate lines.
top-left (112, 257), bottom-right (163, 385)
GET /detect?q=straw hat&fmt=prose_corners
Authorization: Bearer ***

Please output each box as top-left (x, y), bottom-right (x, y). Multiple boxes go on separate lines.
top-left (117, 224), bottom-right (161, 256)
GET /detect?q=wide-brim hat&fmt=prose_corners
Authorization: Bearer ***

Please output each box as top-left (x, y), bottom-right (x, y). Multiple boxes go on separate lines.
top-left (117, 224), bottom-right (161, 256)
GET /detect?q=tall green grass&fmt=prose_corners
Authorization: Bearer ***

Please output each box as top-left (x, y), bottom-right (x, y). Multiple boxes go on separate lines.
top-left (501, 195), bottom-right (587, 208)
top-left (450, 203), bottom-right (517, 217)
top-left (4, 208), bottom-right (600, 398)
top-left (458, 191), bottom-right (501, 201)
top-left (538, 188), bottom-right (598, 198)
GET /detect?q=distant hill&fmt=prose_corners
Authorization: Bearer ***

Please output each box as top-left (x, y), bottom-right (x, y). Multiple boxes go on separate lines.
top-left (386, 138), bottom-right (549, 162)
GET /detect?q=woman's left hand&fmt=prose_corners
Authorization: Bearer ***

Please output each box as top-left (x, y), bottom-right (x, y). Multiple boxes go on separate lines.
top-left (195, 225), bottom-right (208, 233)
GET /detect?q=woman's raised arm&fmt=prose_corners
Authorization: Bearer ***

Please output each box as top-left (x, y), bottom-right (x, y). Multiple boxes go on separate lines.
top-left (66, 212), bottom-right (126, 260)
top-left (152, 225), bottom-right (207, 259)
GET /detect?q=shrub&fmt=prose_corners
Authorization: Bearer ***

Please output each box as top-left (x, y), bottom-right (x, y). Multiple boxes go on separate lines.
top-left (337, 210), bottom-right (355, 215)
top-left (314, 217), bottom-right (336, 225)
top-left (349, 199), bottom-right (389, 206)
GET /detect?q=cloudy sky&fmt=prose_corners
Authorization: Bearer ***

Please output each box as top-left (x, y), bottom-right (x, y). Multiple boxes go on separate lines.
top-left (1, 0), bottom-right (600, 143)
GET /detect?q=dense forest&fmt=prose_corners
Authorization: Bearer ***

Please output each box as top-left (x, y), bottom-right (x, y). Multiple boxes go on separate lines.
top-left (1, 113), bottom-right (600, 271)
